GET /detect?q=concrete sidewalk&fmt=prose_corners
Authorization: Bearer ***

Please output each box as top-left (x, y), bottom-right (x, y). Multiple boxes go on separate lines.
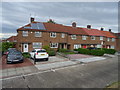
top-left (73, 57), bottom-right (106, 63)
top-left (1, 66), bottom-right (38, 79)
top-left (1, 55), bottom-right (107, 79)
top-left (35, 61), bottom-right (77, 70)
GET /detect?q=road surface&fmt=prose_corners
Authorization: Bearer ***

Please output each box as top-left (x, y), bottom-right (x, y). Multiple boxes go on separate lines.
top-left (2, 56), bottom-right (118, 88)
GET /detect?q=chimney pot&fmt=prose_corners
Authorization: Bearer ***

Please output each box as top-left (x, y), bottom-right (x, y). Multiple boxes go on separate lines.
top-left (72, 22), bottom-right (76, 27)
top-left (109, 29), bottom-right (112, 32)
top-left (101, 28), bottom-right (104, 31)
top-left (87, 25), bottom-right (91, 29)
top-left (30, 17), bottom-right (34, 22)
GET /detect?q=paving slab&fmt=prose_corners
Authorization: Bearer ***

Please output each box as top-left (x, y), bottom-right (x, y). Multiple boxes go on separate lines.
top-left (74, 57), bottom-right (106, 63)
top-left (35, 61), bottom-right (77, 70)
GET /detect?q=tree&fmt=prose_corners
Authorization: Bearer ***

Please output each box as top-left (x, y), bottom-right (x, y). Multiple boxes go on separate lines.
top-left (47, 19), bottom-right (56, 24)
top-left (1, 42), bottom-right (15, 52)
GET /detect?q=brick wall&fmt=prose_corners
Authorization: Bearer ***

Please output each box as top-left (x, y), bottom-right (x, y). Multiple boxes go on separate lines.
top-left (17, 30), bottom-right (117, 52)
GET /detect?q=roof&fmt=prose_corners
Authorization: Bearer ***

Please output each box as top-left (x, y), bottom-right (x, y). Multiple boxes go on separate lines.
top-left (82, 28), bottom-right (106, 36)
top-left (100, 31), bottom-right (116, 38)
top-left (17, 21), bottom-right (116, 38)
top-left (6, 36), bottom-right (17, 42)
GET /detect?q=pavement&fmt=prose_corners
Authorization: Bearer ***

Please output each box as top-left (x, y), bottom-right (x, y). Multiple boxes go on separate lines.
top-left (1, 55), bottom-right (118, 88)
top-left (0, 54), bottom-right (108, 79)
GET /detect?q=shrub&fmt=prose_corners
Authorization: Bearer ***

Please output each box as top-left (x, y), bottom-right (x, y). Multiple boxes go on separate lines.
top-left (43, 45), bottom-right (50, 51)
top-left (47, 49), bottom-right (56, 56)
top-left (58, 49), bottom-right (68, 52)
top-left (22, 52), bottom-right (31, 58)
top-left (102, 48), bottom-right (116, 54)
top-left (2, 42), bottom-right (15, 52)
top-left (90, 50), bottom-right (105, 56)
top-left (64, 52), bottom-right (75, 54)
top-left (43, 45), bottom-right (56, 56)
top-left (74, 49), bottom-right (78, 51)
top-left (78, 48), bottom-right (91, 55)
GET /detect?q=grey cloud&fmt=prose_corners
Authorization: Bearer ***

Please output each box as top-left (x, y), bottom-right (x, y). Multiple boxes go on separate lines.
top-left (1, 2), bottom-right (118, 36)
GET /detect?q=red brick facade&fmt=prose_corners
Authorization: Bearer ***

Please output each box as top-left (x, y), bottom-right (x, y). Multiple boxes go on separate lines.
top-left (16, 20), bottom-right (117, 52)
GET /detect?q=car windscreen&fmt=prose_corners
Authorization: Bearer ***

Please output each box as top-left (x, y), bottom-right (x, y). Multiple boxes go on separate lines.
top-left (8, 51), bottom-right (22, 55)
top-left (37, 50), bottom-right (46, 53)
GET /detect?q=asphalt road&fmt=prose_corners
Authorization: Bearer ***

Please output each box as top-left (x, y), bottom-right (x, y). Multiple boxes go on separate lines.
top-left (2, 56), bottom-right (119, 88)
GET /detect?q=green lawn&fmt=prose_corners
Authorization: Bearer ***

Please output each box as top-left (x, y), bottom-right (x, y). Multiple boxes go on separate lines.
top-left (105, 81), bottom-right (120, 89)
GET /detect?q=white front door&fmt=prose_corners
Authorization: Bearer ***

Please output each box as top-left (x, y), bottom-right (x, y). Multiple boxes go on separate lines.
top-left (23, 44), bottom-right (28, 52)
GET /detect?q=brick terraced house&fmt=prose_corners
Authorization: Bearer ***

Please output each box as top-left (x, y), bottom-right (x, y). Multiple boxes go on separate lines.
top-left (16, 18), bottom-right (117, 52)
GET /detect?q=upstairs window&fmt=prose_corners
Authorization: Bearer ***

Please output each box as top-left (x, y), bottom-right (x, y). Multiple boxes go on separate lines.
top-left (22, 31), bottom-right (28, 37)
top-left (61, 33), bottom-right (65, 38)
top-left (50, 43), bottom-right (58, 48)
top-left (91, 36), bottom-right (95, 40)
top-left (107, 38), bottom-right (110, 41)
top-left (35, 31), bottom-right (42, 37)
top-left (33, 42), bottom-right (42, 48)
top-left (50, 32), bottom-right (56, 38)
top-left (112, 38), bottom-right (115, 42)
top-left (100, 36), bottom-right (103, 40)
top-left (71, 35), bottom-right (76, 39)
top-left (82, 35), bottom-right (87, 40)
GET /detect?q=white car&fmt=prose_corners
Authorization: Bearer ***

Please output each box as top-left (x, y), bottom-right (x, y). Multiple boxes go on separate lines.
top-left (30, 49), bottom-right (49, 61)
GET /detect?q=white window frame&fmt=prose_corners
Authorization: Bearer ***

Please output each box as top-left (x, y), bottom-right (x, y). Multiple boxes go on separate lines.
top-left (82, 35), bottom-right (87, 40)
top-left (33, 42), bottom-right (42, 48)
top-left (91, 36), bottom-right (95, 40)
top-left (100, 36), bottom-right (103, 40)
top-left (50, 32), bottom-right (56, 38)
top-left (107, 38), bottom-right (110, 41)
top-left (71, 35), bottom-right (77, 40)
top-left (35, 31), bottom-right (42, 37)
top-left (74, 44), bottom-right (81, 49)
top-left (61, 33), bottom-right (65, 38)
top-left (97, 44), bottom-right (102, 48)
top-left (50, 43), bottom-right (58, 48)
top-left (22, 31), bottom-right (28, 37)
top-left (112, 38), bottom-right (115, 42)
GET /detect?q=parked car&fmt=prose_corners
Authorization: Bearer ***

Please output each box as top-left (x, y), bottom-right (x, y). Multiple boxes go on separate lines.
top-left (87, 47), bottom-right (97, 50)
top-left (6, 50), bottom-right (24, 64)
top-left (4, 48), bottom-right (17, 55)
top-left (30, 49), bottom-right (49, 61)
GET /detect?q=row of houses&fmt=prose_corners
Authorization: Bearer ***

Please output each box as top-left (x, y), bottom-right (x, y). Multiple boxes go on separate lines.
top-left (2, 18), bottom-right (120, 52)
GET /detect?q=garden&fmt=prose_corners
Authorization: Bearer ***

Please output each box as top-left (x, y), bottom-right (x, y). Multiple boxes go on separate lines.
top-left (58, 48), bottom-right (116, 56)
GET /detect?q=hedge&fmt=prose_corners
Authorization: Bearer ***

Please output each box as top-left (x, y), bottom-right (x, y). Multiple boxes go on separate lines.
top-left (22, 52), bottom-right (31, 58)
top-left (78, 48), bottom-right (91, 55)
top-left (43, 45), bottom-right (56, 56)
top-left (47, 50), bottom-right (56, 56)
top-left (102, 48), bottom-right (116, 54)
top-left (58, 49), bottom-right (68, 52)
top-left (90, 50), bottom-right (105, 56)
top-left (77, 48), bottom-right (105, 56)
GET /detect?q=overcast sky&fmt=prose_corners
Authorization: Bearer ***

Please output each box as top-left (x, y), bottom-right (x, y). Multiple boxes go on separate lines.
top-left (1, 2), bottom-right (118, 38)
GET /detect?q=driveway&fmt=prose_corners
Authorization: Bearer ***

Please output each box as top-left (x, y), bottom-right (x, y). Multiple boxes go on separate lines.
top-left (1, 55), bottom-right (33, 69)
top-left (2, 56), bottom-right (118, 88)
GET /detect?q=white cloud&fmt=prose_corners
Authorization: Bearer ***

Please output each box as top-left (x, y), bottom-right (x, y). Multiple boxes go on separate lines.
top-left (0, 33), bottom-right (17, 38)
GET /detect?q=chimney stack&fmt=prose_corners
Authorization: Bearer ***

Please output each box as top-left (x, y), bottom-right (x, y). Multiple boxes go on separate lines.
top-left (87, 25), bottom-right (91, 29)
top-left (109, 29), bottom-right (112, 32)
top-left (72, 22), bottom-right (76, 27)
top-left (101, 28), bottom-right (104, 31)
top-left (30, 17), bottom-right (34, 23)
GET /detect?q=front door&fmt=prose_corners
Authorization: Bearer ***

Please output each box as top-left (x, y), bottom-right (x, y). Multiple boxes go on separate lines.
top-left (23, 44), bottom-right (28, 52)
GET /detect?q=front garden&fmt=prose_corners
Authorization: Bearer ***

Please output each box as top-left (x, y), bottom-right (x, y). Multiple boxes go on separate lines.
top-left (58, 48), bottom-right (116, 56)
